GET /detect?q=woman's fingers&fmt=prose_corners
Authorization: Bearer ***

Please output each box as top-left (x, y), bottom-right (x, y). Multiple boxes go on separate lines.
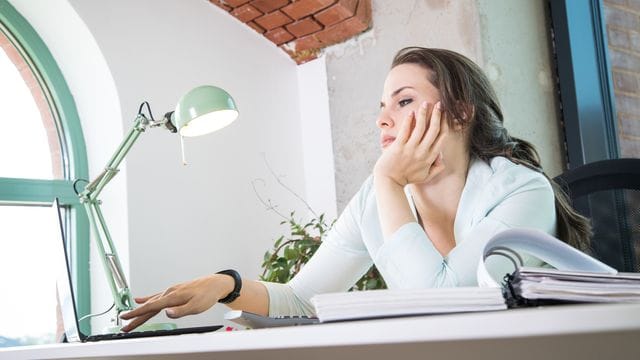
top-left (121, 311), bottom-right (158, 332)
top-left (395, 110), bottom-right (415, 144)
top-left (425, 152), bottom-right (446, 182)
top-left (431, 109), bottom-right (449, 152)
top-left (165, 302), bottom-right (200, 319)
top-left (120, 291), bottom-right (190, 332)
top-left (418, 112), bottom-right (448, 183)
top-left (419, 101), bottom-right (442, 150)
top-left (134, 293), bottom-right (160, 304)
top-left (407, 101), bottom-right (428, 146)
top-left (120, 291), bottom-right (183, 321)
top-left (132, 283), bottom-right (176, 304)
top-left (425, 122), bottom-right (448, 163)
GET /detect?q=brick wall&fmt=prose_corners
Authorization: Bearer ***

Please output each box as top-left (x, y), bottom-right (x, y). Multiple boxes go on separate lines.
top-left (209, 0), bottom-right (371, 64)
top-left (604, 0), bottom-right (640, 158)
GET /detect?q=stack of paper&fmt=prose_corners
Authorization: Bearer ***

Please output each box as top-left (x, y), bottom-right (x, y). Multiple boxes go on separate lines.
top-left (510, 267), bottom-right (640, 303)
top-left (310, 287), bottom-right (506, 323)
top-left (307, 229), bottom-right (635, 324)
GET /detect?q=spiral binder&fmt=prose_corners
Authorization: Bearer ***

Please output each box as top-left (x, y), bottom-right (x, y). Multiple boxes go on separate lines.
top-left (502, 272), bottom-right (576, 308)
top-left (502, 266), bottom-right (640, 306)
top-left (484, 229), bottom-right (640, 307)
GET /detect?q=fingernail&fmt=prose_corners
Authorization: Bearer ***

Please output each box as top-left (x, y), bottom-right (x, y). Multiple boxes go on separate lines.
top-left (421, 101), bottom-right (428, 109)
top-left (436, 102), bottom-right (442, 110)
top-left (166, 309), bottom-right (175, 316)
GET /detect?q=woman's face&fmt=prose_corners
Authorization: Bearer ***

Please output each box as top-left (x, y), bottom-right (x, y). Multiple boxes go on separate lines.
top-left (377, 63), bottom-right (442, 149)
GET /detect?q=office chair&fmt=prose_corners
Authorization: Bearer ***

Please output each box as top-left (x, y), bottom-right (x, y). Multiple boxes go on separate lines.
top-left (554, 158), bottom-right (640, 272)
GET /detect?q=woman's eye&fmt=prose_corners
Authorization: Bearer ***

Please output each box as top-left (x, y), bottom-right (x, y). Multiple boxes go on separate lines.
top-left (399, 98), bottom-right (413, 107)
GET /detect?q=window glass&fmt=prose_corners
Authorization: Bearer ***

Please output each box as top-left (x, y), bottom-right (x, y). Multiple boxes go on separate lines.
top-left (0, 29), bottom-right (62, 179)
top-left (0, 0), bottom-right (91, 346)
top-left (603, 1), bottom-right (640, 158)
top-left (0, 206), bottom-right (61, 346)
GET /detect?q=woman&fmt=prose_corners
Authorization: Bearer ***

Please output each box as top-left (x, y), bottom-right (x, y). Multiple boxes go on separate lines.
top-left (121, 47), bottom-right (590, 331)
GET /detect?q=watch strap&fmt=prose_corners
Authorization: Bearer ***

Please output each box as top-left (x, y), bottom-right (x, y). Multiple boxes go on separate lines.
top-left (216, 269), bottom-right (242, 304)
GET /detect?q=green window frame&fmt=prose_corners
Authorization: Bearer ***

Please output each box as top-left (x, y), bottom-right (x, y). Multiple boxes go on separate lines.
top-left (0, 0), bottom-right (91, 334)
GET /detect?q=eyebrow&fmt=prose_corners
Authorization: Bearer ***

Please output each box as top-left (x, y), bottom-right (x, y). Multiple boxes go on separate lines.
top-left (391, 86), bottom-right (414, 98)
top-left (380, 86), bottom-right (415, 108)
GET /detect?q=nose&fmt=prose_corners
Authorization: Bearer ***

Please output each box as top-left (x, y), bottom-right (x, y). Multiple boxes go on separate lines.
top-left (376, 110), bottom-right (394, 129)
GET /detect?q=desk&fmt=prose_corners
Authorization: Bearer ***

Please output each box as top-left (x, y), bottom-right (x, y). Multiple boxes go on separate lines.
top-left (2, 303), bottom-right (639, 360)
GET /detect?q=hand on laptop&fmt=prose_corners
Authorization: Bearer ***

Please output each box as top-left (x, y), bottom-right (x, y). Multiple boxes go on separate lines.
top-left (119, 274), bottom-right (233, 332)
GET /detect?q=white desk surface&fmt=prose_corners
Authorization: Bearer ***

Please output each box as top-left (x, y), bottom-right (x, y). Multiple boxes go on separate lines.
top-left (2, 303), bottom-right (640, 360)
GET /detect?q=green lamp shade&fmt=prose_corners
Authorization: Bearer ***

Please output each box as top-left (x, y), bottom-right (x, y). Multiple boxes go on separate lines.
top-left (173, 85), bottom-right (239, 137)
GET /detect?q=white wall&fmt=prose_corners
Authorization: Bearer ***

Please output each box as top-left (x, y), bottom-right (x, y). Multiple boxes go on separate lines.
top-left (477, 0), bottom-right (564, 177)
top-left (13, 0), bottom-right (323, 331)
top-left (297, 56), bottom-right (337, 220)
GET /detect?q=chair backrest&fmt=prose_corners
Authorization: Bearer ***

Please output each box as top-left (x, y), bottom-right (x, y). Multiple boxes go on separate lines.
top-left (553, 158), bottom-right (640, 272)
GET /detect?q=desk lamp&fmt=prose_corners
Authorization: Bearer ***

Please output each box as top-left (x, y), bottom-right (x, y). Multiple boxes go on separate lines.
top-left (78, 85), bottom-right (238, 331)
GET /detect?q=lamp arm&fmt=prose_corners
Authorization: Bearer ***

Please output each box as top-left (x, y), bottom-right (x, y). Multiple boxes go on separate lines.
top-left (83, 115), bottom-right (150, 199)
top-left (78, 114), bottom-right (160, 320)
top-left (73, 85), bottom-right (238, 329)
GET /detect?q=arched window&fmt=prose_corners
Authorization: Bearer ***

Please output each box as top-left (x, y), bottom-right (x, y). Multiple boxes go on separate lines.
top-left (0, 0), bottom-right (89, 345)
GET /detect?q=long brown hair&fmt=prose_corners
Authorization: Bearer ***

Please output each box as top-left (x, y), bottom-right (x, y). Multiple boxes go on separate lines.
top-left (391, 47), bottom-right (591, 250)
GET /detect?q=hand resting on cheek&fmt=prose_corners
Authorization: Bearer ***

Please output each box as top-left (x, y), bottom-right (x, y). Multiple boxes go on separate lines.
top-left (373, 100), bottom-right (449, 186)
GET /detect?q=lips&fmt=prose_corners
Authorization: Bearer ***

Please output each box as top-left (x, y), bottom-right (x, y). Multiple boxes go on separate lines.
top-left (381, 135), bottom-right (396, 148)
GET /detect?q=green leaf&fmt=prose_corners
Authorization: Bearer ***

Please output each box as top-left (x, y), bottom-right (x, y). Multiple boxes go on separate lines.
top-left (276, 269), bottom-right (289, 283)
top-left (366, 278), bottom-right (378, 290)
top-left (274, 236), bottom-right (284, 248)
top-left (284, 247), bottom-right (298, 260)
top-left (276, 257), bottom-right (287, 266)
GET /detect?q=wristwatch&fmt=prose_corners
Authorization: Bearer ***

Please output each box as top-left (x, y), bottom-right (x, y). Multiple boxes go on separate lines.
top-left (216, 269), bottom-right (242, 304)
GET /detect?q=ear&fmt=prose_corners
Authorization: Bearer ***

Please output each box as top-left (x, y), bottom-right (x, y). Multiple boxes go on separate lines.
top-left (451, 103), bottom-right (474, 131)
top-left (451, 118), bottom-right (465, 131)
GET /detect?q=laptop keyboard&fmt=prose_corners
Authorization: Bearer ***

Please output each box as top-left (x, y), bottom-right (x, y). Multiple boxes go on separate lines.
top-left (85, 325), bottom-right (223, 341)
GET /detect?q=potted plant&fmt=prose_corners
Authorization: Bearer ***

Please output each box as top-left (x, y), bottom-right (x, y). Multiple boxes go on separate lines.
top-left (254, 157), bottom-right (386, 290)
top-left (259, 212), bottom-right (386, 291)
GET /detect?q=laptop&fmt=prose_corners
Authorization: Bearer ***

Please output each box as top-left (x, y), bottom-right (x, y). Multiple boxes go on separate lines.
top-left (52, 198), bottom-right (222, 342)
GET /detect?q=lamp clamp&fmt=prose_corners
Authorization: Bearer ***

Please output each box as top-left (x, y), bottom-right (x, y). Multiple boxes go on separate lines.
top-left (134, 109), bottom-right (176, 134)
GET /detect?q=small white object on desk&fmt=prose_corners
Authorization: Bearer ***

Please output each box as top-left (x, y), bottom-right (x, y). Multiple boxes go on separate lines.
top-left (224, 310), bottom-right (318, 328)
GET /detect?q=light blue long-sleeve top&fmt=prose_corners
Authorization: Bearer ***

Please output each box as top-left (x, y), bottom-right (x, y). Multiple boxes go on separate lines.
top-left (261, 156), bottom-right (557, 316)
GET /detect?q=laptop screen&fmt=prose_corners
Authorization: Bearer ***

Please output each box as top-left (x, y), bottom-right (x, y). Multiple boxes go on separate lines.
top-left (53, 199), bottom-right (82, 342)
